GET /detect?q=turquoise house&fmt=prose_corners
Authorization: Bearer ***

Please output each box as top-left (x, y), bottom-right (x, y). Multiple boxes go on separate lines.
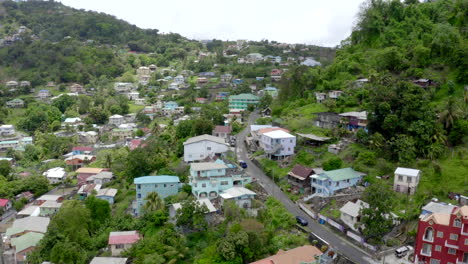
top-left (164, 101), bottom-right (179, 110)
top-left (310, 168), bottom-right (363, 197)
top-left (134, 175), bottom-right (180, 215)
top-left (263, 86), bottom-right (278, 98)
top-left (228, 93), bottom-right (260, 110)
top-left (189, 160), bottom-right (251, 199)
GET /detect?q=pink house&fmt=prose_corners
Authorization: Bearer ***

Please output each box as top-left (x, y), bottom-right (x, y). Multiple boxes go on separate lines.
top-left (0, 199), bottom-right (12, 212)
top-left (109, 231), bottom-right (141, 256)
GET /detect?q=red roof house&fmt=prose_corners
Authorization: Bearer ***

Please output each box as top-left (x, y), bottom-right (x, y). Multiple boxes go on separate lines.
top-left (287, 165), bottom-right (315, 193)
top-left (0, 199), bottom-right (12, 211)
top-left (109, 231), bottom-right (141, 256)
top-left (212, 125), bottom-right (232, 140)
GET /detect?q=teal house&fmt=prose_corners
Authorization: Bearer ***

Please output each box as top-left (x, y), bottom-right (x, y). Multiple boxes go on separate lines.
top-left (189, 159), bottom-right (251, 199)
top-left (310, 168), bottom-right (363, 197)
top-left (263, 86), bottom-right (278, 98)
top-left (228, 93), bottom-right (259, 110)
top-left (134, 175), bottom-right (180, 215)
top-left (164, 101), bottom-right (179, 110)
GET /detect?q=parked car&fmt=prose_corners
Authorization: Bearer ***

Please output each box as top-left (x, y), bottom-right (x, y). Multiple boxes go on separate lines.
top-left (296, 216), bottom-right (308, 226)
top-left (395, 246), bottom-right (412, 258)
top-left (239, 160), bottom-right (248, 168)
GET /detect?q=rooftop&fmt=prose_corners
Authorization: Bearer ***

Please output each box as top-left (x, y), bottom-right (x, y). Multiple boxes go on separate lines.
top-left (172, 198), bottom-right (217, 213)
top-left (36, 194), bottom-right (62, 201)
top-left (213, 125), bottom-right (232, 134)
top-left (183, 134), bottom-right (228, 145)
top-left (90, 257), bottom-right (128, 264)
top-left (219, 187), bottom-right (256, 199)
top-left (190, 162), bottom-right (228, 171)
top-left (320, 167), bottom-right (362, 182)
top-left (108, 231), bottom-right (140, 245)
top-left (6, 216), bottom-right (50, 236)
top-left (339, 111), bottom-right (367, 120)
top-left (11, 232), bottom-right (44, 253)
top-left (39, 200), bottom-right (62, 209)
top-left (340, 199), bottom-right (369, 217)
top-left (229, 93), bottom-right (259, 100)
top-left (97, 188), bottom-right (118, 197)
top-left (395, 167), bottom-right (421, 177)
top-left (289, 165), bottom-right (314, 180)
top-left (263, 130), bottom-right (295, 139)
top-left (76, 167), bottom-right (107, 174)
top-left (421, 202), bottom-right (456, 215)
top-left (0, 198), bottom-right (10, 207)
top-left (250, 245), bottom-right (322, 264)
top-left (134, 175), bottom-right (180, 184)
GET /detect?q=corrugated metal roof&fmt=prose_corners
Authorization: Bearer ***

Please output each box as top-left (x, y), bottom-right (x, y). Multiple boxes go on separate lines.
top-left (134, 175), bottom-right (180, 184)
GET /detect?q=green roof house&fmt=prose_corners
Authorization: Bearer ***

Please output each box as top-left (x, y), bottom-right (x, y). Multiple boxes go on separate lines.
top-left (228, 93), bottom-right (260, 110)
top-left (11, 232), bottom-right (44, 262)
top-left (310, 168), bottom-right (363, 197)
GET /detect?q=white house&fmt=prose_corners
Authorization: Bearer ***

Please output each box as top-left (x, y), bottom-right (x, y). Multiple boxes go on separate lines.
top-left (339, 199), bottom-right (369, 231)
top-left (328, 90), bottom-right (344, 99)
top-left (183, 134), bottom-right (230, 162)
top-left (114, 82), bottom-right (134, 93)
top-left (393, 167), bottom-right (421, 195)
top-left (219, 187), bottom-right (256, 209)
top-left (174, 75), bottom-right (185, 84)
top-left (43, 167), bottom-right (67, 184)
top-left (315, 92), bottom-right (327, 103)
top-left (126, 91), bottom-right (139, 100)
top-left (109, 115), bottom-right (124, 126)
top-left (0, 125), bottom-right (15, 136)
top-left (260, 130), bottom-right (296, 159)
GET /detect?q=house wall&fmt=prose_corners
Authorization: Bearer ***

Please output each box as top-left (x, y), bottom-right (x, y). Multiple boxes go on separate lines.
top-left (311, 177), bottom-right (362, 196)
top-left (39, 207), bottom-right (59, 216)
top-left (190, 175), bottom-right (233, 199)
top-left (221, 195), bottom-right (254, 208)
top-left (111, 243), bottom-right (133, 257)
top-left (47, 176), bottom-right (65, 184)
top-left (135, 182), bottom-right (179, 215)
top-left (393, 173), bottom-right (420, 195)
top-left (183, 141), bottom-right (229, 162)
top-left (259, 135), bottom-right (296, 156)
top-left (96, 195), bottom-right (114, 204)
top-left (109, 118), bottom-right (124, 126)
top-left (340, 213), bottom-right (358, 231)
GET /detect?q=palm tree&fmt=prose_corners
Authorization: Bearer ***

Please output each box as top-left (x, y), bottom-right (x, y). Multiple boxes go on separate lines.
top-left (439, 97), bottom-right (463, 131)
top-left (143, 192), bottom-right (164, 213)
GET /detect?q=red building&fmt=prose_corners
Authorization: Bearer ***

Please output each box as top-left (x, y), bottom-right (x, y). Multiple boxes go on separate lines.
top-left (414, 205), bottom-right (468, 264)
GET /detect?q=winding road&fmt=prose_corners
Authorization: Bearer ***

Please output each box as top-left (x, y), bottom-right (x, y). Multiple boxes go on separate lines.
top-left (236, 111), bottom-right (376, 264)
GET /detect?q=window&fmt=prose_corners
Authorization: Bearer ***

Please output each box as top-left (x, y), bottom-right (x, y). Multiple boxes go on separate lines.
top-left (137, 194), bottom-right (141, 198)
top-left (346, 179), bottom-right (350, 183)
top-left (429, 259), bottom-right (440, 264)
top-left (137, 184), bottom-right (141, 189)
top-left (407, 177), bottom-right (412, 183)
top-left (435, 245), bottom-right (442, 252)
top-left (436, 231), bottom-right (444, 238)
top-left (398, 175), bottom-right (403, 181)
top-left (422, 243), bottom-right (432, 255)
top-left (336, 182), bottom-right (339, 186)
top-left (465, 238), bottom-right (468, 245)
top-left (424, 227), bottom-right (434, 242)
top-left (155, 184), bottom-right (158, 188)
top-left (290, 139), bottom-right (293, 143)
top-left (207, 147), bottom-right (211, 150)
top-left (189, 154), bottom-right (192, 158)
top-left (454, 219), bottom-right (461, 228)
top-left (202, 183), bottom-right (206, 188)
top-left (221, 181), bottom-right (229, 185)
top-left (116, 244), bottom-right (124, 249)
top-left (218, 169), bottom-right (221, 172)
top-left (449, 233), bottom-right (458, 240)
top-left (448, 248), bottom-right (456, 255)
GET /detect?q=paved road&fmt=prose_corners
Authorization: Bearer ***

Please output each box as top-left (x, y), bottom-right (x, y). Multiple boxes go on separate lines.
top-left (236, 111), bottom-right (375, 264)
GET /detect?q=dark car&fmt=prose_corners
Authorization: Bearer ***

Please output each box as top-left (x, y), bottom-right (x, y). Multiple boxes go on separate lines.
top-left (239, 160), bottom-right (248, 169)
top-left (296, 216), bottom-right (308, 226)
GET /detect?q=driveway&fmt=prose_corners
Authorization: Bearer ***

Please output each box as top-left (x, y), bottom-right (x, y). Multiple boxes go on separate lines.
top-left (236, 111), bottom-right (375, 264)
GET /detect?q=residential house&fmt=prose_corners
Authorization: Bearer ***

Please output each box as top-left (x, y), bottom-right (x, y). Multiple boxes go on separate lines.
top-left (111, 128), bottom-right (134, 141)
top-left (0, 125), bottom-right (15, 136)
top-left (183, 134), bottom-right (230, 162)
top-left (16, 205), bottom-right (40, 219)
top-left (246, 53), bottom-right (264, 63)
top-left (164, 101), bottom-right (179, 111)
top-left (114, 82), bottom-right (134, 93)
top-left (353, 78), bottom-right (369, 88)
top-left (34, 195), bottom-right (63, 205)
top-left (65, 154), bottom-right (96, 169)
top-left (259, 129), bottom-right (296, 159)
top-left (195, 97), bottom-right (208, 104)
top-left (169, 198), bottom-right (217, 223)
top-left (328, 90), bottom-right (344, 99)
top-left (393, 167), bottom-right (421, 195)
top-left (7, 232), bottom-right (44, 262)
top-left (126, 91), bottom-right (139, 100)
top-left (219, 187), bottom-right (256, 209)
top-left (414, 205), bottom-right (468, 264)
top-left (6, 99), bottom-right (24, 108)
top-left (0, 199), bottom-right (12, 212)
top-left (5, 81), bottom-right (18, 88)
top-left (62, 117), bottom-right (82, 129)
top-left (228, 93), bottom-right (260, 110)
top-left (421, 201), bottom-right (456, 216)
top-left (37, 90), bottom-right (50, 99)
top-left (287, 165), bottom-right (315, 193)
top-left (216, 92), bottom-right (230, 101)
top-left (310, 168), bottom-right (363, 197)
top-left (271, 75), bottom-right (282, 82)
top-left (212, 125), bottom-right (232, 141)
top-left (301, 57), bottom-right (322, 67)
top-left (340, 199), bottom-right (369, 231)
top-left (137, 66), bottom-right (151, 76)
top-left (232, 78), bottom-right (244, 85)
top-left (197, 77), bottom-right (208, 84)
top-left (174, 75), bottom-right (185, 84)
top-left (135, 98), bottom-right (145, 105)
top-left (261, 107), bottom-right (272, 117)
top-left (189, 160), bottom-right (251, 199)
top-left (4, 216), bottom-right (50, 239)
top-left (90, 257), bottom-right (128, 264)
top-left (87, 171), bottom-right (114, 185)
top-left (250, 245), bottom-right (323, 264)
top-left (339, 111), bottom-right (368, 131)
top-left (220, 74), bottom-right (233, 82)
top-left (15, 191), bottom-right (34, 203)
top-left (19, 81), bottom-right (30, 88)
top-left (412, 78), bottom-right (438, 88)
top-left (78, 183), bottom-right (102, 200)
top-left (78, 131), bottom-right (98, 144)
top-left (96, 188), bottom-right (118, 204)
top-left (39, 200), bottom-right (62, 216)
top-left (314, 112), bottom-right (341, 129)
top-left (70, 83), bottom-right (85, 93)
top-left (109, 115), bottom-right (125, 126)
top-left (76, 167), bottom-right (109, 185)
top-left (108, 231), bottom-right (141, 257)
top-left (72, 146), bottom-right (93, 155)
top-left (271, 69), bottom-right (282, 76)
top-left (149, 64), bottom-right (157, 72)
top-left (134, 176), bottom-right (180, 215)
top-left (315, 92), bottom-right (328, 103)
top-left (256, 76), bottom-right (265, 81)
top-left (42, 167), bottom-right (67, 184)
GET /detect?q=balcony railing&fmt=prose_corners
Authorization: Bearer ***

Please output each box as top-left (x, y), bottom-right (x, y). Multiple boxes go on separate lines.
top-left (445, 240), bottom-right (459, 249)
top-left (420, 249), bottom-right (432, 257)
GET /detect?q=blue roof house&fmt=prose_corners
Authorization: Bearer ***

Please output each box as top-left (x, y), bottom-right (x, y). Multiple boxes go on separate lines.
top-left (163, 101), bottom-right (179, 110)
top-left (310, 168), bottom-right (362, 197)
top-left (134, 175), bottom-right (180, 215)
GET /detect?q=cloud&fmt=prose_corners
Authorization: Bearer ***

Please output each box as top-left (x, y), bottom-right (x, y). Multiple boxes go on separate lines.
top-left (59, 0), bottom-right (365, 47)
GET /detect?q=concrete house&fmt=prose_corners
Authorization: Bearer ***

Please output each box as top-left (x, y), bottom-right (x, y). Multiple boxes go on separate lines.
top-left (109, 115), bottom-right (124, 126)
top-left (183, 134), bottom-right (230, 162)
top-left (126, 91), bottom-right (140, 100)
top-left (228, 93), bottom-right (260, 110)
top-left (70, 83), bottom-right (85, 93)
top-left (174, 75), bottom-right (185, 84)
top-left (6, 99), bottom-right (24, 108)
top-left (212, 125), bottom-right (232, 141)
top-left (134, 176), bottom-right (180, 215)
top-left (78, 131), bottom-right (99, 144)
top-left (39, 200), bottom-right (62, 216)
top-left (65, 154), bottom-right (96, 169)
top-left (114, 82), bottom-right (134, 93)
top-left (8, 232), bottom-right (44, 263)
top-left (111, 128), bottom-right (134, 141)
top-left (314, 112), bottom-right (341, 129)
top-left (87, 171), bottom-right (114, 185)
top-left (310, 168), bottom-right (363, 197)
top-left (108, 231), bottom-right (140, 256)
top-left (328, 90), bottom-right (344, 99)
top-left (96, 188), bottom-right (118, 204)
top-left (393, 167), bottom-right (421, 195)
top-left (339, 199), bottom-right (369, 231)
top-left (0, 125), bottom-right (15, 136)
top-left (169, 198), bottom-right (217, 223)
top-left (78, 183), bottom-right (102, 200)
top-left (259, 129), bottom-right (296, 159)
top-left (219, 187), bottom-right (256, 209)
top-left (42, 167), bottom-right (67, 184)
top-left (315, 92), bottom-right (327, 103)
top-left (339, 111), bottom-right (368, 131)
top-left (76, 167), bottom-right (109, 185)
top-left (250, 245), bottom-right (323, 264)
top-left (37, 90), bottom-right (50, 99)
top-left (90, 257), bottom-right (128, 264)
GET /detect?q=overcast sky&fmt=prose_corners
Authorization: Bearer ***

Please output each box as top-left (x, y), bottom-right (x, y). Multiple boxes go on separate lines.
top-left (59, 0), bottom-right (365, 47)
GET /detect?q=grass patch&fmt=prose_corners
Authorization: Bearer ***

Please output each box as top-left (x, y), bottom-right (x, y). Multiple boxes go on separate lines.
top-left (320, 200), bottom-right (341, 219)
top-left (129, 103), bottom-right (145, 113)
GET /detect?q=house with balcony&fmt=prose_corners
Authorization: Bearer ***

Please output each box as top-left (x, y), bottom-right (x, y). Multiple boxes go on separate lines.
top-left (393, 167), bottom-right (421, 195)
top-left (183, 134), bottom-right (230, 162)
top-left (109, 115), bottom-right (125, 126)
top-left (310, 168), bottom-right (363, 197)
top-left (228, 93), bottom-right (260, 110)
top-left (189, 160), bottom-right (251, 200)
top-left (339, 111), bottom-right (368, 131)
top-left (414, 205), bottom-right (468, 264)
top-left (259, 129), bottom-right (296, 159)
top-left (0, 125), bottom-right (15, 137)
top-left (114, 82), bottom-right (134, 93)
top-left (134, 176), bottom-right (180, 215)
top-left (6, 99), bottom-right (24, 108)
top-left (315, 92), bottom-right (327, 103)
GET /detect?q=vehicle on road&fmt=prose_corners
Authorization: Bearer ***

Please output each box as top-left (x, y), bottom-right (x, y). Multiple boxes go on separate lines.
top-left (395, 245), bottom-right (412, 258)
top-left (296, 215), bottom-right (308, 226)
top-left (239, 160), bottom-right (248, 168)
